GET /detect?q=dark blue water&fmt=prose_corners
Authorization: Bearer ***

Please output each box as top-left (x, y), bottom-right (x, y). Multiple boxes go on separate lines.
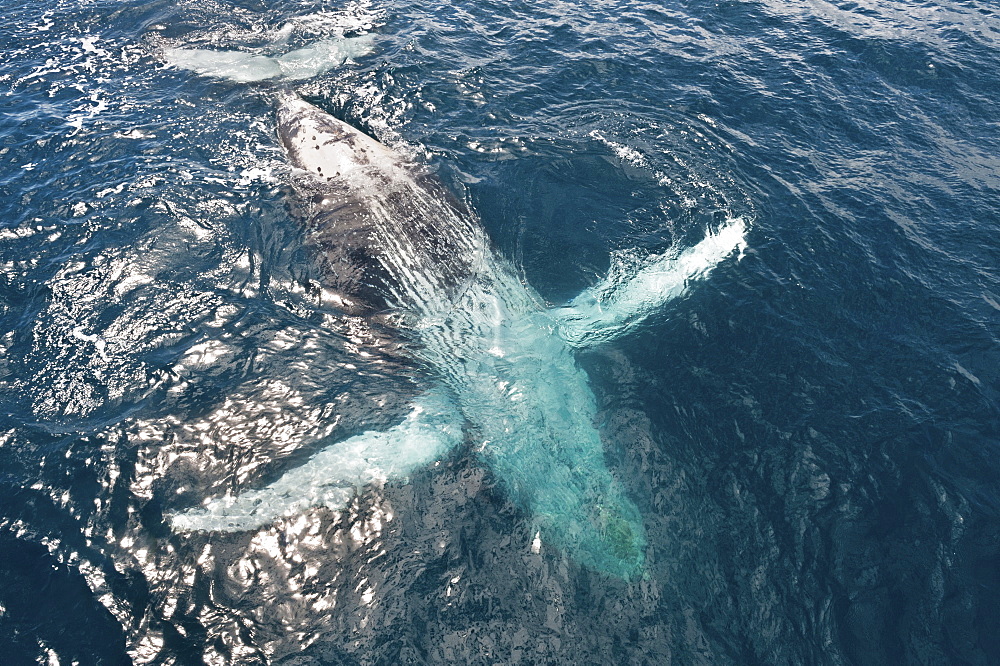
top-left (2, 0), bottom-right (998, 663)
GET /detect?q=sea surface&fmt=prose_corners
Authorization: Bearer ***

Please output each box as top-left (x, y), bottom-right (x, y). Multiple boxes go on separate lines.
top-left (1, 0), bottom-right (999, 663)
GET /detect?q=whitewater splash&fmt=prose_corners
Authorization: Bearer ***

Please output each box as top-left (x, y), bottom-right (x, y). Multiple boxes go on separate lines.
top-left (167, 92), bottom-right (748, 579)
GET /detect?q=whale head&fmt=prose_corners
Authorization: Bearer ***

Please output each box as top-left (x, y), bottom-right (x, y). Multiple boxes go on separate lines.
top-left (276, 94), bottom-right (400, 184)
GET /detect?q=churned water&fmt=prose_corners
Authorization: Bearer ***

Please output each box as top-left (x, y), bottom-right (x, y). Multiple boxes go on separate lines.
top-left (1, 0), bottom-right (998, 663)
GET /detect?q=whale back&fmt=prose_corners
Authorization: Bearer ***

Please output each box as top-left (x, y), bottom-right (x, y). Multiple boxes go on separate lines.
top-left (277, 95), bottom-right (485, 319)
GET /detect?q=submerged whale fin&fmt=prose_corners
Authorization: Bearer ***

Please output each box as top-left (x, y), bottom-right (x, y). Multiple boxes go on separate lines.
top-left (169, 391), bottom-right (463, 532)
top-left (552, 217), bottom-right (747, 347)
top-left (162, 35), bottom-right (373, 83)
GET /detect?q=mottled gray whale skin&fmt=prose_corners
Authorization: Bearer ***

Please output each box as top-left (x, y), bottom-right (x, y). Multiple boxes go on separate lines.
top-left (172, 93), bottom-right (748, 580)
top-left (276, 94), bottom-right (482, 319)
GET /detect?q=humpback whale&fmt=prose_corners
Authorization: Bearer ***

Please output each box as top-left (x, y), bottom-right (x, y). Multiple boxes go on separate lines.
top-left (171, 93), bottom-right (747, 579)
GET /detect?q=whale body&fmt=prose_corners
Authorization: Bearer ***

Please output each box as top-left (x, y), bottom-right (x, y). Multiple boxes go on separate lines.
top-left (171, 94), bottom-right (748, 579)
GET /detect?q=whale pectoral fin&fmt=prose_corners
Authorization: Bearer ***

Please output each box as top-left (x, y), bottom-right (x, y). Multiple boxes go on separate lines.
top-left (551, 217), bottom-right (748, 348)
top-left (169, 390), bottom-right (463, 532)
top-left (161, 47), bottom-right (282, 83)
top-left (161, 36), bottom-right (373, 83)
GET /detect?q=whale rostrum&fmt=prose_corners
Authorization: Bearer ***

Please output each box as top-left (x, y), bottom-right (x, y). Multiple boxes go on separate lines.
top-left (170, 94), bottom-right (748, 579)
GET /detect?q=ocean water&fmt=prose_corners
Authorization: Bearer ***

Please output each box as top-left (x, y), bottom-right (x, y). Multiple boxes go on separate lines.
top-left (1, 0), bottom-right (998, 663)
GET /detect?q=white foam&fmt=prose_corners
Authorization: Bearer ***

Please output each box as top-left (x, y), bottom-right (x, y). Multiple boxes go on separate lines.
top-left (71, 326), bottom-right (110, 362)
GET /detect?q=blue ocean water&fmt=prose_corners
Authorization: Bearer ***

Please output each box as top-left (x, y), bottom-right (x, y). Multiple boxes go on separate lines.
top-left (1, 0), bottom-right (998, 663)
